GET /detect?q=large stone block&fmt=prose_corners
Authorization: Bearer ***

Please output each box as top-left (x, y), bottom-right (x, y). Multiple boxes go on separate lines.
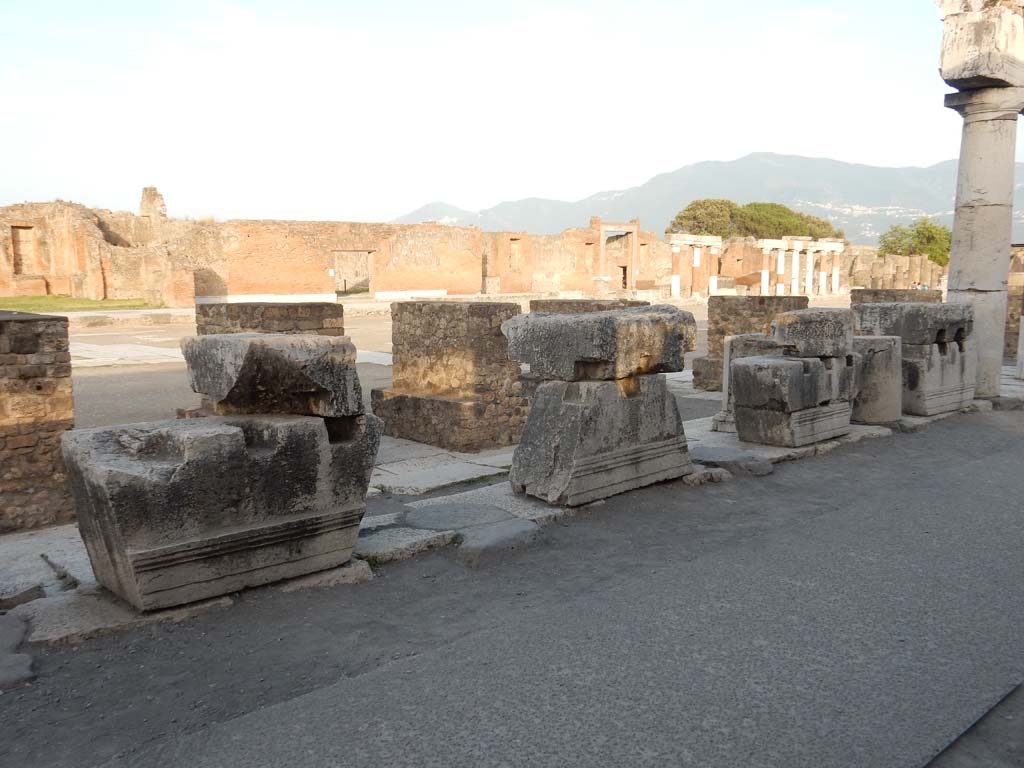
top-left (902, 342), bottom-right (977, 416)
top-left (502, 305), bottom-right (697, 381)
top-left (195, 302), bottom-right (345, 337)
top-left (770, 309), bottom-right (854, 358)
top-left (850, 289), bottom-right (943, 305)
top-left (731, 355), bottom-right (857, 414)
top-left (182, 333), bottom-right (363, 417)
top-left (853, 302), bottom-right (974, 346)
top-left (937, 1), bottom-right (1024, 89)
top-left (852, 336), bottom-right (903, 425)
top-left (62, 415), bottom-right (381, 611)
top-left (711, 334), bottom-right (786, 433)
top-left (734, 402), bottom-right (853, 448)
top-left (510, 375), bottom-right (694, 506)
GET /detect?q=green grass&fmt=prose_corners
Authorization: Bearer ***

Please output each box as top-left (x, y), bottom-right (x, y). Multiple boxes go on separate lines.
top-left (0, 296), bottom-right (154, 313)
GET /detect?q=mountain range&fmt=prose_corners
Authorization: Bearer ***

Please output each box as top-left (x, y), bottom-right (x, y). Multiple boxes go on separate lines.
top-left (394, 153), bottom-right (1024, 244)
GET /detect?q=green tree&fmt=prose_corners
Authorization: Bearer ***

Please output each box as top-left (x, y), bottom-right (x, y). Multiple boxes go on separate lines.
top-left (731, 202), bottom-right (844, 240)
top-left (666, 199), bottom-right (738, 238)
top-left (877, 218), bottom-right (951, 267)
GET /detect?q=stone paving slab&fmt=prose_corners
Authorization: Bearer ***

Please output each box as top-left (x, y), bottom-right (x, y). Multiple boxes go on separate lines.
top-left (354, 527), bottom-right (458, 565)
top-left (455, 519), bottom-right (544, 568)
top-left (370, 454), bottom-right (508, 495)
top-left (405, 483), bottom-right (571, 525)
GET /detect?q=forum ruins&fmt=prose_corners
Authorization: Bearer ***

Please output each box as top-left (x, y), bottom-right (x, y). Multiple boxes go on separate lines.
top-left (0, 190), bottom-right (949, 309)
top-left (2, 1), bottom-right (1024, 652)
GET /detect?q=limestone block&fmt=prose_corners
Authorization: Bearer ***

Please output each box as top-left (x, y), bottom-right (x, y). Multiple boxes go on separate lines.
top-left (852, 336), bottom-right (903, 425)
top-left (937, 0), bottom-right (1024, 89)
top-left (770, 309), bottom-right (854, 358)
top-left (711, 334), bottom-right (786, 433)
top-left (502, 305), bottom-right (697, 381)
top-left (182, 333), bottom-right (363, 417)
top-left (62, 414), bottom-right (382, 610)
top-left (734, 402), bottom-right (853, 448)
top-left (510, 375), bottom-right (694, 506)
top-left (529, 299), bottom-right (649, 313)
top-left (902, 342), bottom-right (977, 416)
top-left (850, 289), bottom-right (943, 304)
top-left (731, 355), bottom-right (857, 413)
top-left (853, 302), bottom-right (973, 346)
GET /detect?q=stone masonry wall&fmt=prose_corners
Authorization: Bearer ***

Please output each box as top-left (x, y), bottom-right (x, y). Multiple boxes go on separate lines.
top-left (850, 289), bottom-right (943, 304)
top-left (692, 296), bottom-right (809, 391)
top-left (371, 302), bottom-right (530, 451)
top-left (0, 311), bottom-right (74, 531)
top-left (196, 303), bottom-right (345, 336)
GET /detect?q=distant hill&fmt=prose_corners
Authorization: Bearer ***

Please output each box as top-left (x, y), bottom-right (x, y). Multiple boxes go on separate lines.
top-left (394, 152), bottom-right (1024, 244)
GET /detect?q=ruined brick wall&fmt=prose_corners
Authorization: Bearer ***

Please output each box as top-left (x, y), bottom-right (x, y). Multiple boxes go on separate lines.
top-left (692, 295), bottom-right (809, 391)
top-left (850, 289), bottom-right (943, 304)
top-left (0, 311), bottom-right (74, 531)
top-left (372, 301), bottom-right (530, 451)
top-left (196, 302), bottom-right (345, 336)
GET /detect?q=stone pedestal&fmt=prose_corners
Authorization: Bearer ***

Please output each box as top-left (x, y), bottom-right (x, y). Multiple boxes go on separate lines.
top-left (371, 302), bottom-right (529, 452)
top-left (711, 333), bottom-right (785, 433)
top-left (852, 336), bottom-right (903, 424)
top-left (510, 377), bottom-right (693, 506)
top-left (63, 415), bottom-right (382, 611)
top-left (944, 87), bottom-right (1024, 396)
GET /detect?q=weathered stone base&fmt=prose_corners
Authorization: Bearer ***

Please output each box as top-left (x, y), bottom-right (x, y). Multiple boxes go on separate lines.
top-left (63, 414), bottom-right (381, 611)
top-left (510, 376), bottom-right (694, 506)
top-left (691, 356), bottom-right (723, 391)
top-left (735, 402), bottom-right (853, 448)
top-left (371, 389), bottom-right (527, 452)
top-left (902, 343), bottom-right (977, 416)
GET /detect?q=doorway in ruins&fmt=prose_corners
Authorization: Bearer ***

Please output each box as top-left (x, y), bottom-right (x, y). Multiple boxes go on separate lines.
top-left (620, 266), bottom-right (628, 289)
top-left (332, 250), bottom-right (371, 295)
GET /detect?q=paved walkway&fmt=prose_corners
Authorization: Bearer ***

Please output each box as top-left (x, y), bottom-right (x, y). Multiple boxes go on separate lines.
top-left (2, 411), bottom-right (1021, 768)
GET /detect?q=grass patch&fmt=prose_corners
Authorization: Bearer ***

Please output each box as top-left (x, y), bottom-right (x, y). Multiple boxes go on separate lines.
top-left (0, 296), bottom-right (154, 313)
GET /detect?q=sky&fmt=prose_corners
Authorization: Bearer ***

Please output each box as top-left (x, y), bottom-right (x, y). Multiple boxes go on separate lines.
top-left (0, 0), bottom-right (1004, 222)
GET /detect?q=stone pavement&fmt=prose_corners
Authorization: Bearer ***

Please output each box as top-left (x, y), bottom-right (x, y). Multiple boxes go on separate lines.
top-left (3, 410), bottom-right (1022, 768)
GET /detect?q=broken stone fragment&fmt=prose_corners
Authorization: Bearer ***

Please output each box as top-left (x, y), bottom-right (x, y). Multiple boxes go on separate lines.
top-left (502, 305), bottom-right (697, 381)
top-left (734, 402), bottom-right (853, 448)
top-left (182, 333), bottom-right (363, 417)
top-left (937, 0), bottom-right (1024, 89)
top-left (852, 336), bottom-right (903, 425)
top-left (62, 414), bottom-right (381, 610)
top-left (510, 375), bottom-right (695, 506)
top-left (770, 308), bottom-right (854, 358)
top-left (852, 302), bottom-right (974, 347)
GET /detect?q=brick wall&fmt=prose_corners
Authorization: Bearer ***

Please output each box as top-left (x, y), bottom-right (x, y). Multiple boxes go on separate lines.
top-left (196, 302), bottom-right (345, 336)
top-left (0, 311), bottom-right (74, 531)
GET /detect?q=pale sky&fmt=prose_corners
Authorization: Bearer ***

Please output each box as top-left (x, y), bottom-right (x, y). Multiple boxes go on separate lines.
top-left (0, 0), bottom-right (1004, 221)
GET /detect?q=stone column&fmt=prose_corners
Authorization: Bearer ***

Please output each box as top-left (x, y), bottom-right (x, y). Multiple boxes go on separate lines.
top-left (804, 250), bottom-right (816, 296)
top-left (760, 248), bottom-right (771, 295)
top-left (831, 252), bottom-right (842, 294)
top-left (945, 87), bottom-right (1024, 395)
top-left (790, 251), bottom-right (800, 296)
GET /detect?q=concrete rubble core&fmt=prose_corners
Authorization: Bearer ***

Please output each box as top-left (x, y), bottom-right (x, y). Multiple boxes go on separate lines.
top-left (182, 333), bottom-right (364, 417)
top-left (61, 414), bottom-right (381, 610)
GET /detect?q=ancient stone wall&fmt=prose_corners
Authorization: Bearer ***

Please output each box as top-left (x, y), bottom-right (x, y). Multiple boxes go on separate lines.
top-left (850, 289), bottom-right (944, 304)
top-left (0, 311), bottom-right (74, 531)
top-left (196, 302), bottom-right (345, 336)
top-left (371, 302), bottom-right (530, 451)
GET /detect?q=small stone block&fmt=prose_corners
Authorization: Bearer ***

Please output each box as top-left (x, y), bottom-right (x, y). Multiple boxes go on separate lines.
top-left (770, 308), bottom-right (854, 358)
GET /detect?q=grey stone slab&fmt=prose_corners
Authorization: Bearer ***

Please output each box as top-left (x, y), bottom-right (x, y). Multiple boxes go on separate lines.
top-left (502, 305), bottom-right (697, 381)
top-left (277, 559), bottom-right (373, 592)
top-left (62, 414), bottom-right (380, 611)
top-left (10, 588), bottom-right (233, 644)
top-left (405, 504), bottom-right (515, 531)
top-left (456, 519), bottom-right (543, 568)
top-left (731, 356), bottom-right (829, 413)
top-left (511, 376), bottom-right (695, 506)
top-left (375, 436), bottom-right (449, 464)
top-left (0, 523), bottom-right (98, 598)
top-left (853, 335), bottom-right (903, 424)
top-left (853, 302), bottom-right (974, 346)
top-left (182, 333), bottom-right (364, 417)
top-left (0, 583), bottom-right (46, 611)
top-left (771, 308), bottom-right (854, 357)
top-left (370, 454), bottom-right (507, 495)
top-left (354, 528), bottom-right (457, 566)
top-left (735, 402), bottom-right (853, 448)
top-left (406, 483), bottom-right (569, 525)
